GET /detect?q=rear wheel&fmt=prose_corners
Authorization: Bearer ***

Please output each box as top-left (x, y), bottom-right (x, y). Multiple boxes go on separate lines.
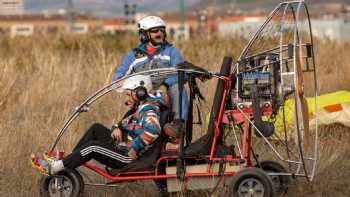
top-left (256, 160), bottom-right (290, 194)
top-left (229, 168), bottom-right (273, 197)
top-left (40, 169), bottom-right (84, 197)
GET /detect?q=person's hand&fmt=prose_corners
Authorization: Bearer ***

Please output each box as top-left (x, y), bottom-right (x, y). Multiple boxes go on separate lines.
top-left (111, 128), bottom-right (122, 142)
top-left (149, 89), bottom-right (156, 95)
top-left (198, 75), bottom-right (208, 82)
top-left (128, 148), bottom-right (137, 158)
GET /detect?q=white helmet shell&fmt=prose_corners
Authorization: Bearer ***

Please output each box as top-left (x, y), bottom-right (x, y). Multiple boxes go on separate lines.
top-left (118, 75), bottom-right (153, 93)
top-left (138, 16), bottom-right (166, 31)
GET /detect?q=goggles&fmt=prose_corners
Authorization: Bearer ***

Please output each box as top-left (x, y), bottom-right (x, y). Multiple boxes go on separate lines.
top-left (149, 27), bottom-right (165, 33)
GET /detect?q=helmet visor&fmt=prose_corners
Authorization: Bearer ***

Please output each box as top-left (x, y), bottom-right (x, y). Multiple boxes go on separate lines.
top-left (149, 27), bottom-right (166, 34)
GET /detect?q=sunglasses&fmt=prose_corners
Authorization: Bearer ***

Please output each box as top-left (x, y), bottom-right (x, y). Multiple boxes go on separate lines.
top-left (149, 28), bottom-right (165, 33)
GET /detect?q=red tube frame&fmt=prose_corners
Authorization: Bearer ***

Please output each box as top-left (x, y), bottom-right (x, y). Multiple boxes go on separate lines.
top-left (47, 74), bottom-right (273, 184)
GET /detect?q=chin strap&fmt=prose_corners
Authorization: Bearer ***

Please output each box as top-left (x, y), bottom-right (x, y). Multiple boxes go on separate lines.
top-left (149, 40), bottom-right (163, 47)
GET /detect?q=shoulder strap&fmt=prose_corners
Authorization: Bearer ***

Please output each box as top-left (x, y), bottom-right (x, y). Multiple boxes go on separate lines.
top-left (132, 48), bottom-right (147, 59)
top-left (162, 41), bottom-right (172, 47)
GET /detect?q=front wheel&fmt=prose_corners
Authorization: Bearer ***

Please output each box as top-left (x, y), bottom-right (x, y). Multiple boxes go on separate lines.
top-left (229, 168), bottom-right (273, 197)
top-left (40, 169), bottom-right (84, 197)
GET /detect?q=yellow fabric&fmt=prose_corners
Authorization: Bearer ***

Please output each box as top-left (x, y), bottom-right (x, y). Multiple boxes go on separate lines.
top-left (306, 90), bottom-right (350, 114)
top-left (205, 91), bottom-right (350, 135)
top-left (276, 90), bottom-right (350, 131)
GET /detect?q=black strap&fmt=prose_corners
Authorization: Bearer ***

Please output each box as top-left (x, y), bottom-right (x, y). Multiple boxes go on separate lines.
top-left (176, 70), bottom-right (186, 180)
top-left (192, 102), bottom-right (203, 125)
top-left (186, 76), bottom-right (195, 145)
top-left (193, 78), bottom-right (204, 125)
top-left (192, 78), bottom-right (205, 101)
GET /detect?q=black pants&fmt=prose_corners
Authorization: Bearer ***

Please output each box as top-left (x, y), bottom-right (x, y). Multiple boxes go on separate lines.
top-left (62, 123), bottom-right (132, 169)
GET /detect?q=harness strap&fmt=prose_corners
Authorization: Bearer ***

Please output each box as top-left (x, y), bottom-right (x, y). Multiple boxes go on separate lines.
top-left (132, 48), bottom-right (148, 58)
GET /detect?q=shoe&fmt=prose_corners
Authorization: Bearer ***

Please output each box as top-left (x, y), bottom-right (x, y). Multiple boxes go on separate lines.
top-left (31, 154), bottom-right (52, 176)
top-left (43, 152), bottom-right (59, 163)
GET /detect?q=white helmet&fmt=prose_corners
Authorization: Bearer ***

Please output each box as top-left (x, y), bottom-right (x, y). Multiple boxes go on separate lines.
top-left (138, 16), bottom-right (166, 31)
top-left (118, 75), bottom-right (153, 93)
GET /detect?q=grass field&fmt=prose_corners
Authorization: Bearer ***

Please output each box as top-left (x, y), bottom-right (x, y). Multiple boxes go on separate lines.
top-left (0, 34), bottom-right (349, 196)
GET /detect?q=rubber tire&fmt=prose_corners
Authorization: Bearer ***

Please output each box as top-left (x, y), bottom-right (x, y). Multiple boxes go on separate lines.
top-left (39, 169), bottom-right (84, 197)
top-left (229, 167), bottom-right (273, 197)
top-left (256, 160), bottom-right (290, 194)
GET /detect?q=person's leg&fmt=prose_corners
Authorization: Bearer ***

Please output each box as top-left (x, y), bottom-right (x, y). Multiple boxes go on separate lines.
top-left (32, 124), bottom-right (125, 175)
top-left (63, 140), bottom-right (132, 170)
top-left (73, 123), bottom-right (113, 152)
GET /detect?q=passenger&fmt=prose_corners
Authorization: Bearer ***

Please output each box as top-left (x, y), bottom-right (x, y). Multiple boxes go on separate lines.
top-left (31, 75), bottom-right (169, 174)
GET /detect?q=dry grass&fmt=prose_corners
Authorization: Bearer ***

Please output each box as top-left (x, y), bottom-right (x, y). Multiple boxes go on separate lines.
top-left (0, 33), bottom-right (349, 196)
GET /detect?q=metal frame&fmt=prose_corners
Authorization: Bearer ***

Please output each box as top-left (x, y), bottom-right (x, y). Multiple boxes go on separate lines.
top-left (42, 0), bottom-right (319, 192)
top-left (235, 0), bottom-right (318, 181)
top-left (48, 70), bottom-right (244, 184)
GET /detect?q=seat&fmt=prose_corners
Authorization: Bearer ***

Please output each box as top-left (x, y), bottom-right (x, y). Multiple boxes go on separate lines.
top-left (183, 57), bottom-right (233, 157)
top-left (107, 107), bottom-right (170, 176)
top-left (108, 56), bottom-right (233, 175)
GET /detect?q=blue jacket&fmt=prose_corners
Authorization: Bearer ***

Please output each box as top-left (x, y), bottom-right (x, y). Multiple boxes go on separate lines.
top-left (112, 43), bottom-right (183, 87)
top-left (113, 43), bottom-right (188, 120)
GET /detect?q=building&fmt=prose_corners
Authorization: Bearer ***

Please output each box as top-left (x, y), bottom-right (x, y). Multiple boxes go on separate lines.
top-left (218, 15), bottom-right (265, 38)
top-left (2, 6), bottom-right (350, 42)
top-left (0, 0), bottom-right (24, 15)
top-left (311, 18), bottom-right (350, 42)
top-left (161, 11), bottom-right (219, 40)
top-left (102, 19), bottom-right (135, 34)
top-left (218, 11), bottom-right (350, 42)
top-left (305, 3), bottom-right (350, 41)
top-left (0, 14), bottom-right (128, 37)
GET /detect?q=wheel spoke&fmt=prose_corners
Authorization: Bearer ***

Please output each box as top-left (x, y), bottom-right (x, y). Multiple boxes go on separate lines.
top-left (253, 183), bottom-right (264, 193)
top-left (238, 178), bottom-right (265, 197)
top-left (248, 180), bottom-right (254, 188)
top-left (48, 176), bottom-right (73, 197)
top-left (240, 186), bottom-right (249, 193)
